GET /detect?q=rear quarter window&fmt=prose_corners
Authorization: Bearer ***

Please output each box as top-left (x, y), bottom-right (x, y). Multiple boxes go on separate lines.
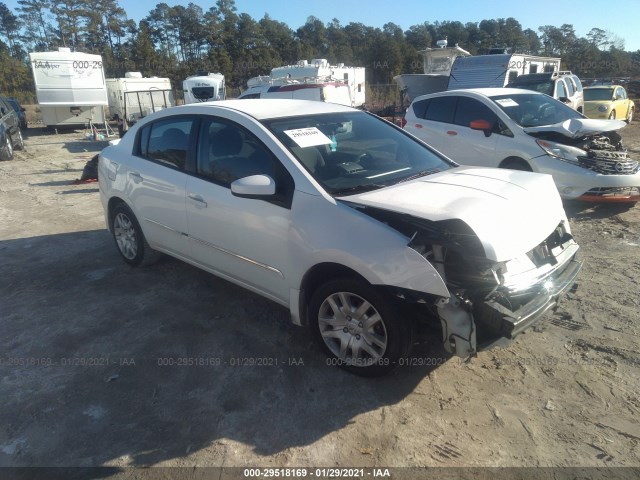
top-left (411, 99), bottom-right (431, 119)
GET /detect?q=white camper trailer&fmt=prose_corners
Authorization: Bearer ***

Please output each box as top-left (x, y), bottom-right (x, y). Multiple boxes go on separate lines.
top-left (183, 73), bottom-right (225, 104)
top-left (239, 81), bottom-right (353, 106)
top-left (239, 60), bottom-right (366, 107)
top-left (447, 54), bottom-right (561, 90)
top-left (106, 72), bottom-right (174, 123)
top-left (29, 48), bottom-right (108, 127)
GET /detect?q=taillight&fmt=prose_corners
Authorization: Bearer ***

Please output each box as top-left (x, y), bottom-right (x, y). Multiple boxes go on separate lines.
top-left (400, 117), bottom-right (407, 128)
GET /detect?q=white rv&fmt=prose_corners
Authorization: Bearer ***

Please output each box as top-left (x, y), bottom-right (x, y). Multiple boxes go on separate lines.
top-left (183, 73), bottom-right (225, 104)
top-left (106, 72), bottom-right (174, 123)
top-left (29, 48), bottom-right (108, 127)
top-left (447, 54), bottom-right (561, 90)
top-left (239, 81), bottom-right (353, 106)
top-left (239, 59), bottom-right (366, 107)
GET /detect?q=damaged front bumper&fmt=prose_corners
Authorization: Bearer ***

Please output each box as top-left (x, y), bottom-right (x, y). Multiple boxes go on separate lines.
top-left (436, 228), bottom-right (582, 357)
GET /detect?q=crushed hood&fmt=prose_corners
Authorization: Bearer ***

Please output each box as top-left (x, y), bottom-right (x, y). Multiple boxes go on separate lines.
top-left (524, 118), bottom-right (626, 138)
top-left (340, 167), bottom-right (565, 262)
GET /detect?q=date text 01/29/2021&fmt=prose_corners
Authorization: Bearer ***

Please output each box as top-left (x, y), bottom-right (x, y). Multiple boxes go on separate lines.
top-left (243, 467), bottom-right (391, 477)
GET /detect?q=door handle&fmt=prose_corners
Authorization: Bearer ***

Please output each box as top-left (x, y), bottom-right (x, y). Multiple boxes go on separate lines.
top-left (188, 193), bottom-right (208, 207)
top-left (128, 171), bottom-right (143, 183)
top-left (446, 130), bottom-right (458, 136)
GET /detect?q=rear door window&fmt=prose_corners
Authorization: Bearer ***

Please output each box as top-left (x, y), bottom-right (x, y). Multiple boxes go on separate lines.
top-left (138, 117), bottom-right (195, 170)
top-left (424, 96), bottom-right (457, 123)
top-left (555, 80), bottom-right (567, 99)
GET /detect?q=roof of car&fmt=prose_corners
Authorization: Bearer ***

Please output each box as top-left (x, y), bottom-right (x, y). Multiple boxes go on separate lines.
top-left (413, 88), bottom-right (538, 102)
top-left (584, 85), bottom-right (620, 90)
top-left (177, 99), bottom-right (356, 120)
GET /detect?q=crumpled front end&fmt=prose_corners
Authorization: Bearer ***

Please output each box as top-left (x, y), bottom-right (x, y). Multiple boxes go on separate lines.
top-left (532, 129), bottom-right (640, 202)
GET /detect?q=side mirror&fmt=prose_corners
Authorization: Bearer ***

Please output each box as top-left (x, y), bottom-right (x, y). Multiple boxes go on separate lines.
top-left (558, 96), bottom-right (570, 103)
top-left (469, 119), bottom-right (492, 137)
top-left (231, 174), bottom-right (276, 198)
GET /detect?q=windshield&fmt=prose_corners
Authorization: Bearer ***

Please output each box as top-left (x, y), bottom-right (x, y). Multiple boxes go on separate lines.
top-left (489, 93), bottom-right (583, 128)
top-left (584, 88), bottom-right (614, 101)
top-left (262, 111), bottom-right (454, 195)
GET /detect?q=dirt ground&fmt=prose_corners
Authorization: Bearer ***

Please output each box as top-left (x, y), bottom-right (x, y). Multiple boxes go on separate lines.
top-left (0, 120), bottom-right (639, 478)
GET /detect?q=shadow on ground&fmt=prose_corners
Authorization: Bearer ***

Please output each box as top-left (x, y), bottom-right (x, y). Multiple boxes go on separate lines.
top-left (0, 230), bottom-right (443, 468)
top-left (563, 200), bottom-right (636, 221)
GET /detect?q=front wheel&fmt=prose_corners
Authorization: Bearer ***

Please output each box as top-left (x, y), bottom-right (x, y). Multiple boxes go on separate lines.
top-left (110, 203), bottom-right (159, 267)
top-left (609, 111), bottom-right (616, 120)
top-left (626, 108), bottom-right (634, 123)
top-left (309, 278), bottom-right (411, 376)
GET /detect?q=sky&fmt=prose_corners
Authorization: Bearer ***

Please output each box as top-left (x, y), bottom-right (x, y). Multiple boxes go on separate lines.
top-left (5, 0), bottom-right (640, 52)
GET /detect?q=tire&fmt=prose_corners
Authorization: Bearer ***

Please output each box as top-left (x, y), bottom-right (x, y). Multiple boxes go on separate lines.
top-left (609, 111), bottom-right (616, 120)
top-left (110, 202), bottom-right (159, 267)
top-left (626, 108), bottom-right (634, 124)
top-left (500, 157), bottom-right (532, 172)
top-left (14, 129), bottom-right (24, 150)
top-left (0, 134), bottom-right (13, 161)
top-left (309, 277), bottom-right (411, 376)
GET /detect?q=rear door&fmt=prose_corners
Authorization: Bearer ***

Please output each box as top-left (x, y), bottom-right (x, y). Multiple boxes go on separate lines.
top-left (124, 116), bottom-right (196, 256)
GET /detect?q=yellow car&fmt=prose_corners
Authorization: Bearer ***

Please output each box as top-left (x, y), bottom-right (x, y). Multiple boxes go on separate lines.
top-left (584, 85), bottom-right (634, 122)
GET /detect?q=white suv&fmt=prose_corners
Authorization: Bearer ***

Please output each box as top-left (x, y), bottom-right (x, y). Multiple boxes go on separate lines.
top-left (507, 71), bottom-right (584, 113)
top-left (100, 99), bottom-right (582, 375)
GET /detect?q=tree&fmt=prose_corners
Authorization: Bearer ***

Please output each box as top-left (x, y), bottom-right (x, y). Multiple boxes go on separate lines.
top-left (0, 2), bottom-right (22, 56)
top-left (17, 0), bottom-right (52, 50)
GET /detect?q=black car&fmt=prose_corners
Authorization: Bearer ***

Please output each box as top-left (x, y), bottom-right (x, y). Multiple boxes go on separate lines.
top-left (6, 97), bottom-right (27, 130)
top-left (0, 94), bottom-right (25, 160)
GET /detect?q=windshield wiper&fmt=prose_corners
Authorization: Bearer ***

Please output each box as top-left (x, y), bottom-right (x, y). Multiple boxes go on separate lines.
top-left (332, 183), bottom-right (387, 196)
top-left (398, 168), bottom-right (442, 183)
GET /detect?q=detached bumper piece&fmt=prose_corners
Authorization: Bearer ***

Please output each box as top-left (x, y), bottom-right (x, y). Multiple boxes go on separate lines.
top-left (476, 257), bottom-right (582, 339)
top-left (578, 186), bottom-right (640, 203)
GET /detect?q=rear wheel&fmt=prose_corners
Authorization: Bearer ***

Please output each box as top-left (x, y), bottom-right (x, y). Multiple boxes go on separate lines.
top-left (14, 130), bottom-right (24, 150)
top-left (110, 203), bottom-right (159, 267)
top-left (309, 278), bottom-right (411, 376)
top-left (0, 134), bottom-right (13, 160)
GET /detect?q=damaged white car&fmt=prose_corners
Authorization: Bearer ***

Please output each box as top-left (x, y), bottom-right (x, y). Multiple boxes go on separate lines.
top-left (99, 99), bottom-right (582, 376)
top-left (404, 88), bottom-right (640, 202)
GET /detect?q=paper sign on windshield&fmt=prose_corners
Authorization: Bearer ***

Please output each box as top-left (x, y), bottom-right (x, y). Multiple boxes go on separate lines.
top-left (284, 127), bottom-right (333, 148)
top-left (495, 98), bottom-right (519, 107)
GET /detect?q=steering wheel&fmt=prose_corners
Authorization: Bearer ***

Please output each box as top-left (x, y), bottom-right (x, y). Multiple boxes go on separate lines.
top-left (356, 152), bottom-right (373, 166)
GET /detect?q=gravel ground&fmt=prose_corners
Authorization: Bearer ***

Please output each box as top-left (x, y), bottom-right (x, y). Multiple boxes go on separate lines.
top-left (0, 121), bottom-right (639, 479)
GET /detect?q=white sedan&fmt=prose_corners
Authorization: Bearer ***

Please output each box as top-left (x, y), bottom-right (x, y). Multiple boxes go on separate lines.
top-left (99, 99), bottom-right (582, 376)
top-left (403, 88), bottom-right (640, 202)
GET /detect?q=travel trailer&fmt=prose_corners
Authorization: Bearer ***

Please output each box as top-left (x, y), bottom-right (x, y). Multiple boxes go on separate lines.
top-left (106, 72), bottom-right (174, 123)
top-left (239, 60), bottom-right (365, 107)
top-left (447, 54), bottom-right (561, 90)
top-left (183, 73), bottom-right (225, 104)
top-left (239, 81), bottom-right (353, 106)
top-left (394, 42), bottom-right (471, 102)
top-left (394, 39), bottom-right (561, 101)
top-left (29, 48), bottom-right (108, 127)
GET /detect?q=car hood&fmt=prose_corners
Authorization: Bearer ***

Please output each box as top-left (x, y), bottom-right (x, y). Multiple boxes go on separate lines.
top-left (339, 167), bottom-right (564, 262)
top-left (523, 118), bottom-right (625, 138)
